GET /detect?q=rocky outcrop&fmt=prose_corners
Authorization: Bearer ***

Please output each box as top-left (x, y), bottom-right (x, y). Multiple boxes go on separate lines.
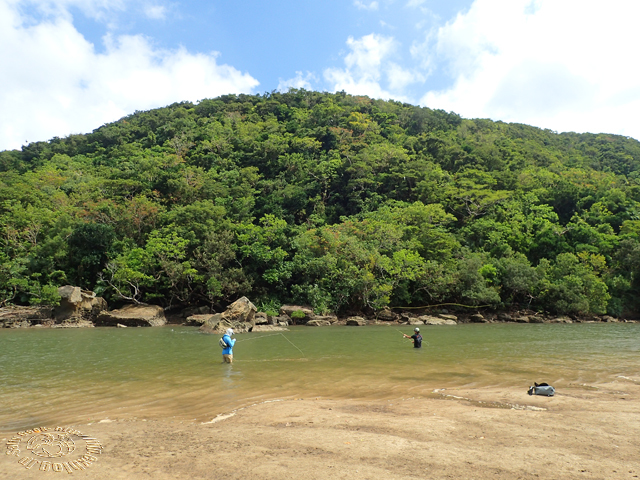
top-left (0, 306), bottom-right (53, 328)
top-left (96, 304), bottom-right (167, 327)
top-left (53, 285), bottom-right (107, 323)
top-left (419, 315), bottom-right (457, 325)
top-left (438, 314), bottom-right (458, 322)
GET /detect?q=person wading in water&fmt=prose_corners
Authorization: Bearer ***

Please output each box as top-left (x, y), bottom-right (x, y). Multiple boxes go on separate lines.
top-left (403, 327), bottom-right (422, 348)
top-left (221, 328), bottom-right (236, 363)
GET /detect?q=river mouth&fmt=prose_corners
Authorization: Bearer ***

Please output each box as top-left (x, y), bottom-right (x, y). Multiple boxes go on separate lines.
top-left (1, 323), bottom-right (639, 432)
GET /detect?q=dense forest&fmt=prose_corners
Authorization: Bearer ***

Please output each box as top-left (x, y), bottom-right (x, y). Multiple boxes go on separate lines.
top-left (1, 90), bottom-right (640, 317)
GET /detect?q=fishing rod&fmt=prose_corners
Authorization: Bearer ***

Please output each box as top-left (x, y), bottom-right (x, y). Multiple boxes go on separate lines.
top-left (398, 329), bottom-right (430, 346)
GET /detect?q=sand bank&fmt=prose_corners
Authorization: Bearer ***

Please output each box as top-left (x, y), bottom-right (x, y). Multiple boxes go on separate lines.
top-left (2, 379), bottom-right (639, 480)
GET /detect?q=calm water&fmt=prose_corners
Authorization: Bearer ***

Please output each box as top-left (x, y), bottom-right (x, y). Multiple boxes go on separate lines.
top-left (1, 323), bottom-right (639, 431)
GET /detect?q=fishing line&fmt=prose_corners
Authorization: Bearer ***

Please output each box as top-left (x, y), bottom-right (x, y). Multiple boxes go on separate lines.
top-left (279, 333), bottom-right (305, 358)
top-left (235, 333), bottom-right (282, 342)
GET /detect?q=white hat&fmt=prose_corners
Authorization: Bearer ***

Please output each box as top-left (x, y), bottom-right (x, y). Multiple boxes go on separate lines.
top-left (226, 328), bottom-right (234, 336)
top-left (414, 327), bottom-right (420, 332)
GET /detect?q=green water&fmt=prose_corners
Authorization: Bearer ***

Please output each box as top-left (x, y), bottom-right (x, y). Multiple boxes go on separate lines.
top-left (1, 323), bottom-right (639, 431)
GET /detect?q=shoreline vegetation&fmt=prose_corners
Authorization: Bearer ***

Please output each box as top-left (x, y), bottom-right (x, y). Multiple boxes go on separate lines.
top-left (1, 91), bottom-right (640, 321)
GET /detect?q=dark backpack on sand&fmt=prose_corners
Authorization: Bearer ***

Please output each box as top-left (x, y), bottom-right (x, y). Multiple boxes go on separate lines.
top-left (528, 382), bottom-right (555, 396)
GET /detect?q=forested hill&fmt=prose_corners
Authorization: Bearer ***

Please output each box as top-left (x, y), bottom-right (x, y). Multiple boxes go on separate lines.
top-left (2, 90), bottom-right (640, 317)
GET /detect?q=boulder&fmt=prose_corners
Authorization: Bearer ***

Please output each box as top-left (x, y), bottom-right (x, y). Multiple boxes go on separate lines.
top-left (0, 306), bottom-right (53, 328)
top-left (221, 297), bottom-right (257, 324)
top-left (497, 313), bottom-right (513, 322)
top-left (438, 314), bottom-right (458, 322)
top-left (270, 315), bottom-right (290, 326)
top-left (376, 307), bottom-right (398, 321)
top-left (53, 285), bottom-right (107, 322)
top-left (408, 318), bottom-right (425, 325)
top-left (469, 314), bottom-right (488, 323)
top-left (346, 316), bottom-right (367, 326)
top-left (514, 316), bottom-right (530, 323)
top-left (419, 315), bottom-right (456, 325)
top-left (306, 319), bottom-right (331, 327)
top-left (601, 315), bottom-right (619, 323)
top-left (198, 313), bottom-right (252, 335)
top-left (529, 316), bottom-right (545, 324)
top-left (96, 304), bottom-right (167, 327)
top-left (254, 312), bottom-right (269, 325)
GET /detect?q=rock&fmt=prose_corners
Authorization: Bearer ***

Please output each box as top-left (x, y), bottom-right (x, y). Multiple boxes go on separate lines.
top-left (54, 285), bottom-right (107, 322)
top-left (548, 316), bottom-right (573, 324)
top-left (438, 314), bottom-right (458, 322)
top-left (270, 315), bottom-right (290, 326)
top-left (497, 313), bottom-right (513, 322)
top-left (529, 316), bottom-right (545, 324)
top-left (419, 315), bottom-right (456, 325)
top-left (254, 312), bottom-right (269, 325)
top-left (602, 315), bottom-right (619, 323)
top-left (279, 305), bottom-right (314, 324)
top-left (251, 325), bottom-right (289, 332)
top-left (117, 323), bottom-right (127, 328)
top-left (469, 314), bottom-right (488, 323)
top-left (309, 315), bottom-right (338, 324)
top-left (346, 316), bottom-right (367, 326)
top-left (96, 304), bottom-right (167, 327)
top-left (52, 319), bottom-right (95, 328)
top-left (186, 314), bottom-right (218, 326)
top-left (0, 306), bottom-right (53, 327)
top-left (222, 297), bottom-right (257, 325)
top-left (199, 313), bottom-right (252, 335)
top-left (376, 307), bottom-right (398, 321)
top-left (306, 319), bottom-right (331, 327)
top-left (515, 316), bottom-right (530, 323)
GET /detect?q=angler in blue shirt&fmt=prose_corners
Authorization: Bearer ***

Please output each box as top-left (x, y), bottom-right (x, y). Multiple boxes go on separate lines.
top-left (222, 328), bottom-right (236, 363)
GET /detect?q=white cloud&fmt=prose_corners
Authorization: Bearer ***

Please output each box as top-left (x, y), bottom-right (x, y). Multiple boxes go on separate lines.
top-left (354, 0), bottom-right (378, 11)
top-left (143, 4), bottom-right (166, 20)
top-left (325, 33), bottom-right (424, 101)
top-left (0, 0), bottom-right (259, 150)
top-left (278, 71), bottom-right (317, 92)
top-left (418, 0), bottom-right (640, 139)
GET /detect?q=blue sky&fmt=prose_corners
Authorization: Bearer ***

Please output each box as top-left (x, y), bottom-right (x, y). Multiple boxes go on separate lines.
top-left (2, 0), bottom-right (640, 150)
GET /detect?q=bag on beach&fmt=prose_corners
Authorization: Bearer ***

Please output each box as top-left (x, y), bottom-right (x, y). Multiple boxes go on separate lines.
top-left (528, 382), bottom-right (555, 396)
top-left (219, 337), bottom-right (228, 348)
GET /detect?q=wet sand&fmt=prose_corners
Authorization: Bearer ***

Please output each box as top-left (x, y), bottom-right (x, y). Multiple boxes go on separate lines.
top-left (2, 379), bottom-right (639, 480)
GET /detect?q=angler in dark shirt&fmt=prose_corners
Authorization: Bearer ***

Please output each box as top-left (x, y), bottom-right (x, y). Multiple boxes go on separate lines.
top-left (403, 327), bottom-right (423, 348)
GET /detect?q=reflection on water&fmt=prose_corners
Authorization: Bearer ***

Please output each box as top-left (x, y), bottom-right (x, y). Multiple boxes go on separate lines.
top-left (1, 323), bottom-right (638, 431)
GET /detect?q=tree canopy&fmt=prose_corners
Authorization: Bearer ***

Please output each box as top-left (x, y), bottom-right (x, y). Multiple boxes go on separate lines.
top-left (2, 90), bottom-right (640, 316)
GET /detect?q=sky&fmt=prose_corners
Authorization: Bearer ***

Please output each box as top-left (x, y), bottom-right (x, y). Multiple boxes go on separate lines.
top-left (2, 0), bottom-right (640, 151)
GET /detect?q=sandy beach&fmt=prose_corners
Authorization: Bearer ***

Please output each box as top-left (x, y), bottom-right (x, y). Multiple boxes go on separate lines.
top-left (2, 378), bottom-right (639, 480)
